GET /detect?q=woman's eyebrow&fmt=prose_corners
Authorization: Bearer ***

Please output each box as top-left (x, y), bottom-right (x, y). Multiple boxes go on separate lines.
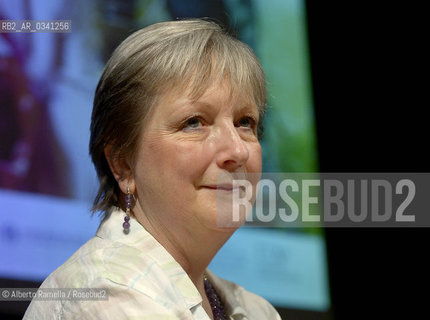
top-left (180, 101), bottom-right (219, 114)
top-left (192, 100), bottom-right (258, 113)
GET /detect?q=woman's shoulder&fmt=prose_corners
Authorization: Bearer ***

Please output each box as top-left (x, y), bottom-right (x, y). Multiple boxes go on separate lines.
top-left (39, 234), bottom-right (161, 291)
top-left (24, 234), bottom-right (183, 319)
top-left (34, 236), bottom-right (106, 289)
top-left (38, 211), bottom-right (160, 289)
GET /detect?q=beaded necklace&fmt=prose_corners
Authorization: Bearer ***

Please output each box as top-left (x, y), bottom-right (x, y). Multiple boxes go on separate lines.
top-left (204, 276), bottom-right (227, 320)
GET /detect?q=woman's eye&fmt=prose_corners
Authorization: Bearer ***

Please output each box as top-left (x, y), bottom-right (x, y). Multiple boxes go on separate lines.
top-left (183, 116), bottom-right (203, 130)
top-left (237, 116), bottom-right (256, 129)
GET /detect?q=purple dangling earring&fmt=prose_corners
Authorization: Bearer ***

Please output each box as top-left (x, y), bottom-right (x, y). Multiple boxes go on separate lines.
top-left (123, 187), bottom-right (133, 234)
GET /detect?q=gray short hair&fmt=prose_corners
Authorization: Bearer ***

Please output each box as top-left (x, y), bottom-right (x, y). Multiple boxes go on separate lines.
top-left (89, 19), bottom-right (266, 216)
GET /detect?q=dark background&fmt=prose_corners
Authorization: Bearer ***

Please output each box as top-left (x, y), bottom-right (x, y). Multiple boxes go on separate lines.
top-left (307, 1), bottom-right (428, 319)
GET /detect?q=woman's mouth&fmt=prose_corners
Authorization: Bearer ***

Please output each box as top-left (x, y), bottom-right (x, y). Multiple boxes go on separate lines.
top-left (201, 184), bottom-right (241, 191)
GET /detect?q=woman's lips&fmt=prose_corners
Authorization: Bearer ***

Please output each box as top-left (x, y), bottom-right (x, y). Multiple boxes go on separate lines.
top-left (201, 184), bottom-right (241, 191)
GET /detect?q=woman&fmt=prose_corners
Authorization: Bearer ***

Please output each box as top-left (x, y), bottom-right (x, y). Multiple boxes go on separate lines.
top-left (24, 19), bottom-right (281, 320)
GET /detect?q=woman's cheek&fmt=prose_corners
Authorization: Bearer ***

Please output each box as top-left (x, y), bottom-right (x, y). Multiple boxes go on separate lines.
top-left (248, 142), bottom-right (262, 172)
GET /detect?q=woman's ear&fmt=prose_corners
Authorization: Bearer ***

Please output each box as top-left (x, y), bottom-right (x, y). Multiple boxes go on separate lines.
top-left (104, 144), bottom-right (135, 194)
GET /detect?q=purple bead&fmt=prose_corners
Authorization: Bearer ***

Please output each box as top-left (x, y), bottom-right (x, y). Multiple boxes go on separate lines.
top-left (125, 194), bottom-right (133, 203)
top-left (124, 216), bottom-right (130, 222)
top-left (204, 277), bottom-right (227, 320)
top-left (122, 221), bottom-right (130, 229)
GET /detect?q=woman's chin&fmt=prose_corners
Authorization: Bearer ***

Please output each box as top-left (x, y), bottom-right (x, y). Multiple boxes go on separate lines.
top-left (199, 205), bottom-right (248, 232)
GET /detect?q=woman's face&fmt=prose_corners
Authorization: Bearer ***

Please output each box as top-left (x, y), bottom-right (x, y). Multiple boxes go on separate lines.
top-left (131, 81), bottom-right (262, 232)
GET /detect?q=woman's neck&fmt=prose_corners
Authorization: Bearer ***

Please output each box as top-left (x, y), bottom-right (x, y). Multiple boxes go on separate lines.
top-left (133, 204), bottom-right (235, 286)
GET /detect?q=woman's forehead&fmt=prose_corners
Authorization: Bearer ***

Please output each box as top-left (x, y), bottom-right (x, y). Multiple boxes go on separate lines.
top-left (159, 78), bottom-right (259, 109)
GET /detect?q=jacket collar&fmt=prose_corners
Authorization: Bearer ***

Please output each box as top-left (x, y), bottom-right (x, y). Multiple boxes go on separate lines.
top-left (96, 207), bottom-right (202, 310)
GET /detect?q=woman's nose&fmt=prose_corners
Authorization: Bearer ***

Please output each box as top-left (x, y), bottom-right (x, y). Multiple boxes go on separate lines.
top-left (215, 124), bottom-right (249, 171)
